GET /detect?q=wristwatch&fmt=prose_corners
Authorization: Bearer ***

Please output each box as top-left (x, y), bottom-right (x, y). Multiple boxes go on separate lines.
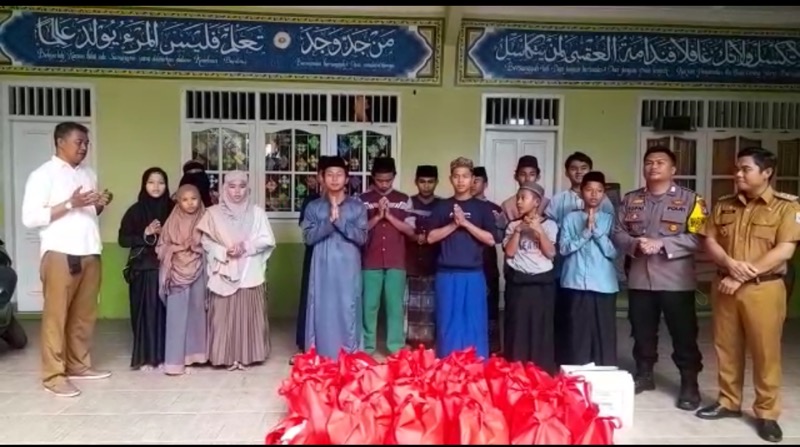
top-left (65, 201), bottom-right (73, 210)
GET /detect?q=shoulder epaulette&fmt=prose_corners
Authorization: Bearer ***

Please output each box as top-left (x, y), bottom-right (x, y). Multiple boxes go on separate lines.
top-left (623, 188), bottom-right (646, 198)
top-left (774, 191), bottom-right (799, 202)
top-left (717, 194), bottom-right (736, 202)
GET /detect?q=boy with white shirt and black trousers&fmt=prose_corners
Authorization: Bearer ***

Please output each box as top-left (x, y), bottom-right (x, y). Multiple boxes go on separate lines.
top-left (502, 181), bottom-right (558, 374)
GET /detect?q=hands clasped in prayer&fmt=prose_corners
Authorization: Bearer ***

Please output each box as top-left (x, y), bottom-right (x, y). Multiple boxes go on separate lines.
top-left (518, 214), bottom-right (544, 236)
top-left (452, 203), bottom-right (467, 226)
top-left (226, 242), bottom-right (247, 259)
top-left (329, 197), bottom-right (341, 223)
top-left (144, 219), bottom-right (162, 237)
top-left (70, 185), bottom-right (113, 208)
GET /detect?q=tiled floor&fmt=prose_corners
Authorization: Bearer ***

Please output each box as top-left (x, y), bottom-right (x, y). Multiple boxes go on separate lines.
top-left (0, 318), bottom-right (798, 445)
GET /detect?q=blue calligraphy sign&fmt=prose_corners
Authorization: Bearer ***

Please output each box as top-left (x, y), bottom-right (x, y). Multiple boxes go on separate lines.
top-left (0, 7), bottom-right (442, 84)
top-left (458, 21), bottom-right (800, 90)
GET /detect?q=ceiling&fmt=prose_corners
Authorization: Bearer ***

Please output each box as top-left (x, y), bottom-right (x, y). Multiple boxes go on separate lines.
top-left (219, 5), bottom-right (800, 46)
top-left (262, 5), bottom-right (800, 27)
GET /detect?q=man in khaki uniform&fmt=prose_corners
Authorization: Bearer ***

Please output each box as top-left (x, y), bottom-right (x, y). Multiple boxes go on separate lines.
top-left (696, 147), bottom-right (800, 443)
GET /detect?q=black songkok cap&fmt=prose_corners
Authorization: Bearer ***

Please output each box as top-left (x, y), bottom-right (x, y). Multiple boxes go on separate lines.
top-left (371, 157), bottom-right (396, 175)
top-left (415, 165), bottom-right (438, 179)
top-left (321, 156), bottom-right (348, 173)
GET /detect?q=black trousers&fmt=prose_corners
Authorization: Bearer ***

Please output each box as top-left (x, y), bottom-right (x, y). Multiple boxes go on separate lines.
top-left (486, 256), bottom-right (501, 353)
top-left (486, 272), bottom-right (500, 322)
top-left (554, 284), bottom-right (571, 366)
top-left (566, 289), bottom-right (618, 367)
top-left (503, 269), bottom-right (556, 374)
top-left (627, 289), bottom-right (703, 374)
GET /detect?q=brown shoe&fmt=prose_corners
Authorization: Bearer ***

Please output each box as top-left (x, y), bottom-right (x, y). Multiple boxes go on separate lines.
top-left (44, 380), bottom-right (81, 397)
top-left (68, 369), bottom-right (112, 380)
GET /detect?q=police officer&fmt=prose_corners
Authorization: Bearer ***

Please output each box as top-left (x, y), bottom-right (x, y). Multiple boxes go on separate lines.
top-left (695, 147), bottom-right (800, 443)
top-left (612, 146), bottom-right (705, 411)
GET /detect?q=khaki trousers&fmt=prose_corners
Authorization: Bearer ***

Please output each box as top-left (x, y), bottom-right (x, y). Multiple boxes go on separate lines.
top-left (40, 251), bottom-right (101, 386)
top-left (711, 278), bottom-right (786, 420)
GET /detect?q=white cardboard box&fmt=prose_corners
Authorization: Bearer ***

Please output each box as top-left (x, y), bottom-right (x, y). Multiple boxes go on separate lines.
top-left (560, 364), bottom-right (636, 430)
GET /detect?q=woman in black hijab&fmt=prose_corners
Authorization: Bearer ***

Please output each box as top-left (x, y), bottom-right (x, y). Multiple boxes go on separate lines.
top-left (179, 160), bottom-right (215, 207)
top-left (118, 167), bottom-right (175, 370)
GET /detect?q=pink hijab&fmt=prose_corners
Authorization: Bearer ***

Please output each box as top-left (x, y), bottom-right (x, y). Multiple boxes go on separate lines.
top-left (195, 171), bottom-right (254, 296)
top-left (218, 170), bottom-right (254, 242)
top-left (156, 184), bottom-right (205, 298)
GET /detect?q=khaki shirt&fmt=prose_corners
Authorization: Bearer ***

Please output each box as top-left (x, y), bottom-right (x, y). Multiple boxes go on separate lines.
top-left (698, 187), bottom-right (800, 276)
top-left (612, 183), bottom-right (707, 291)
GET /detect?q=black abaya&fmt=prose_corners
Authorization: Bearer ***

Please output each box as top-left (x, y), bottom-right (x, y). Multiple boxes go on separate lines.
top-left (118, 167), bottom-right (174, 368)
top-left (129, 270), bottom-right (166, 368)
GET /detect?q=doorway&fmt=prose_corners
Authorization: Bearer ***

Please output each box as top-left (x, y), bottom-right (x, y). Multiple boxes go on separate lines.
top-left (483, 130), bottom-right (557, 204)
top-left (2, 82), bottom-right (95, 313)
top-left (483, 129), bottom-right (557, 300)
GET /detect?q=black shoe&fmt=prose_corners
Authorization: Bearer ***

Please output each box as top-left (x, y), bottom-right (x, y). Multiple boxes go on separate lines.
top-left (756, 419), bottom-right (782, 443)
top-left (634, 372), bottom-right (655, 394)
top-left (695, 403), bottom-right (743, 420)
top-left (676, 374), bottom-right (701, 411)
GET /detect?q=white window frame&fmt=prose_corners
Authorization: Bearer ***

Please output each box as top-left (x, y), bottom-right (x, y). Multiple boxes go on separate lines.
top-left (478, 93), bottom-right (566, 193)
top-left (328, 121), bottom-right (399, 198)
top-left (635, 96), bottom-right (800, 203)
top-left (179, 87), bottom-right (402, 221)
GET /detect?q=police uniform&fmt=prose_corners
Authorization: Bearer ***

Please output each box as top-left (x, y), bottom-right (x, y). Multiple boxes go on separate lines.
top-left (697, 188), bottom-right (800, 429)
top-left (612, 183), bottom-right (706, 409)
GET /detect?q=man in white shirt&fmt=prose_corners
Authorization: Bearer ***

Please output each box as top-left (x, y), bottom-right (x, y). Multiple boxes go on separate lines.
top-left (21, 122), bottom-right (114, 397)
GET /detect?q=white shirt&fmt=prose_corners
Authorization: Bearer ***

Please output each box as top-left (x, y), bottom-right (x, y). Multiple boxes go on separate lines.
top-left (21, 156), bottom-right (102, 258)
top-left (504, 219), bottom-right (558, 275)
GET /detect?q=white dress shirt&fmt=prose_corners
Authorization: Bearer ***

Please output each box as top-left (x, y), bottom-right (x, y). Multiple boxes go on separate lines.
top-left (21, 156), bottom-right (102, 258)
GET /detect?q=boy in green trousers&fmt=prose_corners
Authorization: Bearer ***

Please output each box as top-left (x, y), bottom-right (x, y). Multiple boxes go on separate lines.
top-left (359, 157), bottom-right (416, 355)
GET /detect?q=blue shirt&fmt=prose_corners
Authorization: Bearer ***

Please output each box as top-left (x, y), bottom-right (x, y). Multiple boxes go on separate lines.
top-left (559, 210), bottom-right (619, 294)
top-left (430, 197), bottom-right (495, 271)
top-left (545, 189), bottom-right (614, 278)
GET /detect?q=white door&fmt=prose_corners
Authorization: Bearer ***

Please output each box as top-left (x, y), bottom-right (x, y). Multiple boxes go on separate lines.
top-left (9, 120), bottom-right (91, 312)
top-left (483, 130), bottom-right (557, 299)
top-left (483, 130), bottom-right (557, 204)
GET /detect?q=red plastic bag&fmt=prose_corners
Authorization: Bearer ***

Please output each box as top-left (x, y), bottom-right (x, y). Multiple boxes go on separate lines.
top-left (389, 394), bottom-right (446, 445)
top-left (328, 391), bottom-right (394, 444)
top-left (531, 416), bottom-right (572, 444)
top-left (556, 376), bottom-right (594, 435)
top-left (572, 406), bottom-right (621, 445)
top-left (338, 362), bottom-right (392, 408)
top-left (508, 391), bottom-right (564, 444)
top-left (265, 416), bottom-right (313, 445)
top-left (484, 357), bottom-right (511, 412)
top-left (387, 347), bottom-right (438, 379)
top-left (287, 379), bottom-right (336, 444)
top-left (525, 363), bottom-right (556, 389)
top-left (457, 398), bottom-right (510, 445)
top-left (504, 364), bottom-right (535, 419)
top-left (391, 376), bottom-right (429, 407)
